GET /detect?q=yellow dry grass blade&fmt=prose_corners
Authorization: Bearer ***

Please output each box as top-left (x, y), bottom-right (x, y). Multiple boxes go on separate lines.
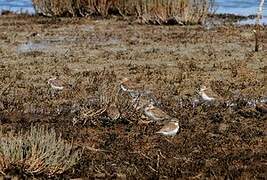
top-left (31, 0), bottom-right (212, 25)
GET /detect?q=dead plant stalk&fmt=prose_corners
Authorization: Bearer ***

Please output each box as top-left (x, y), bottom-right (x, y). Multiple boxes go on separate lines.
top-left (31, 0), bottom-right (211, 25)
top-left (255, 0), bottom-right (265, 52)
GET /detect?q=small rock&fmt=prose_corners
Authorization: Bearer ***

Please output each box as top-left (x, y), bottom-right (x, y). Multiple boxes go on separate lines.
top-left (256, 103), bottom-right (267, 114)
top-left (94, 173), bottom-right (106, 179)
top-left (116, 173), bottom-right (127, 180)
top-left (3, 176), bottom-right (19, 180)
top-left (219, 123), bottom-right (229, 132)
top-left (159, 175), bottom-right (168, 180)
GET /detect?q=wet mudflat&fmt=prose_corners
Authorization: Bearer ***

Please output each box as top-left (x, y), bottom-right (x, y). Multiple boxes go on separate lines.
top-left (0, 14), bottom-right (266, 179)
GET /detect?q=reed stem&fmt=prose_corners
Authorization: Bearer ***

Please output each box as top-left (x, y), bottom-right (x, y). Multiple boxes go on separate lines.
top-left (255, 0), bottom-right (265, 52)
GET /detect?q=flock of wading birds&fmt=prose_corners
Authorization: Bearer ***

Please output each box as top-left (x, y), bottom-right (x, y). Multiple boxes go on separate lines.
top-left (48, 77), bottom-right (267, 136)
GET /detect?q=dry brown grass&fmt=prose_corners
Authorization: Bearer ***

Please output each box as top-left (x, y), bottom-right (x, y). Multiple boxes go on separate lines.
top-left (32, 0), bottom-right (118, 17)
top-left (128, 0), bottom-right (212, 25)
top-left (0, 126), bottom-right (82, 177)
top-left (0, 14), bottom-right (266, 178)
top-left (32, 0), bottom-right (212, 24)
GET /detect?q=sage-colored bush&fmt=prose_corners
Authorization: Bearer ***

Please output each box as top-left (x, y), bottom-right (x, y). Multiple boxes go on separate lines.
top-left (0, 126), bottom-right (81, 176)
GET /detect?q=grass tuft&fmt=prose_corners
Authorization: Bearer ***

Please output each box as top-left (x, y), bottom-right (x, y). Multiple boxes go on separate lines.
top-left (32, 0), bottom-right (213, 24)
top-left (0, 126), bottom-right (82, 177)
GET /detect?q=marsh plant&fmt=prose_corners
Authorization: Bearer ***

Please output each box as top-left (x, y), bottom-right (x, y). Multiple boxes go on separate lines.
top-left (254, 0), bottom-right (265, 51)
top-left (128, 0), bottom-right (212, 24)
top-left (32, 0), bottom-right (212, 24)
top-left (32, 0), bottom-right (118, 16)
top-left (0, 126), bottom-right (82, 177)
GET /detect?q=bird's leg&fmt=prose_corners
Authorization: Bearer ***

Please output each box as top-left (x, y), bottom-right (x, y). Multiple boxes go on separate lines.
top-left (52, 89), bottom-right (55, 97)
top-left (48, 88), bottom-right (54, 97)
top-left (132, 94), bottom-right (141, 110)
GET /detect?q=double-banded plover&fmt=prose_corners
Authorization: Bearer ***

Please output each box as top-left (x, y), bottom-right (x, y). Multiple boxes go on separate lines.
top-left (120, 78), bottom-right (143, 98)
top-left (144, 103), bottom-right (171, 122)
top-left (198, 85), bottom-right (219, 102)
top-left (134, 93), bottom-right (156, 111)
top-left (48, 77), bottom-right (64, 90)
top-left (156, 118), bottom-right (180, 136)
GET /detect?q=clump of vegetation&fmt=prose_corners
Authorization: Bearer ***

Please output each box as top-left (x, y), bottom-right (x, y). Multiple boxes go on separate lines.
top-left (32, 0), bottom-right (212, 25)
top-left (128, 0), bottom-right (212, 25)
top-left (0, 126), bottom-right (82, 177)
top-left (32, 0), bottom-right (118, 17)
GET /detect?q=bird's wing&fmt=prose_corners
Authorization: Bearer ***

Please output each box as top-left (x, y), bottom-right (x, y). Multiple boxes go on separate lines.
top-left (158, 122), bottom-right (177, 132)
top-left (151, 107), bottom-right (170, 119)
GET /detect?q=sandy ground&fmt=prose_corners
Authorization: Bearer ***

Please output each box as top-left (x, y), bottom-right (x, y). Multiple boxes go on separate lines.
top-left (0, 14), bottom-right (266, 179)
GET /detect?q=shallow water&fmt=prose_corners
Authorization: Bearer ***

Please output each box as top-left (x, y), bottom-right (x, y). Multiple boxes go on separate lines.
top-left (215, 0), bottom-right (266, 15)
top-left (0, 0), bottom-right (266, 24)
top-left (0, 0), bottom-right (34, 13)
top-left (215, 0), bottom-right (267, 24)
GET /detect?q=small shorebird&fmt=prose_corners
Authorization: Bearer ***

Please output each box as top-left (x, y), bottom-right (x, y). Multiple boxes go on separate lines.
top-left (144, 103), bottom-right (171, 121)
top-left (156, 118), bottom-right (180, 136)
top-left (48, 77), bottom-right (64, 90)
top-left (198, 85), bottom-right (219, 102)
top-left (26, 32), bottom-right (41, 39)
top-left (120, 78), bottom-right (143, 98)
top-left (106, 103), bottom-right (120, 120)
top-left (26, 32), bottom-right (42, 43)
top-left (134, 93), bottom-right (155, 111)
top-left (27, 32), bottom-right (41, 39)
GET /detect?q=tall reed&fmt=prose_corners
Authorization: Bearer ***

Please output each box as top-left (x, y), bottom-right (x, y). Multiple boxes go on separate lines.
top-left (128, 0), bottom-right (212, 24)
top-left (32, 0), bottom-right (212, 24)
top-left (254, 0), bottom-right (265, 51)
top-left (32, 0), bottom-right (118, 17)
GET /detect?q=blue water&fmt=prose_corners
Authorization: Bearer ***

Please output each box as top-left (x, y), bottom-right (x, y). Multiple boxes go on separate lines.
top-left (215, 0), bottom-right (266, 15)
top-left (0, 0), bottom-right (34, 13)
top-left (214, 0), bottom-right (267, 24)
top-left (0, 0), bottom-right (266, 23)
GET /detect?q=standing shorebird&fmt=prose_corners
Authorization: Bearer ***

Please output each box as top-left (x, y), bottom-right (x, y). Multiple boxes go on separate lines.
top-left (198, 85), bottom-right (219, 102)
top-left (26, 32), bottom-right (42, 42)
top-left (133, 92), bottom-right (157, 111)
top-left (120, 78), bottom-right (143, 98)
top-left (144, 103), bottom-right (171, 122)
top-left (134, 97), bottom-right (150, 111)
top-left (48, 77), bottom-right (64, 90)
top-left (156, 118), bottom-right (180, 136)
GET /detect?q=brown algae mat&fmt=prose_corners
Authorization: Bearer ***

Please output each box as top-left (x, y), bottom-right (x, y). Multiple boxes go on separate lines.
top-left (0, 14), bottom-right (266, 179)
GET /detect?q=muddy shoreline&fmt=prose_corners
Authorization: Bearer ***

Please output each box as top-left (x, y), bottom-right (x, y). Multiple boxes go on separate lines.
top-left (0, 14), bottom-right (266, 179)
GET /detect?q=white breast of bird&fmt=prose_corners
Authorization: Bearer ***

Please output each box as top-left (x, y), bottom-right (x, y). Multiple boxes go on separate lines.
top-left (156, 119), bottom-right (180, 136)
